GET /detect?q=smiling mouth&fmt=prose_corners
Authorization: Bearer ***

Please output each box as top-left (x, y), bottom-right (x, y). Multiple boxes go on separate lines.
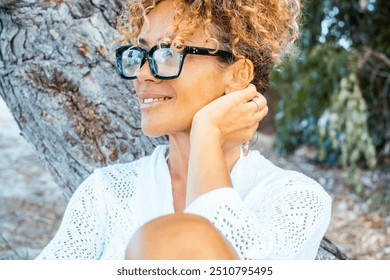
top-left (142, 97), bottom-right (172, 104)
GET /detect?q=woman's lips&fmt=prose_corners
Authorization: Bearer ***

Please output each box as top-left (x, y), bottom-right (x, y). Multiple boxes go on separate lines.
top-left (139, 93), bottom-right (173, 109)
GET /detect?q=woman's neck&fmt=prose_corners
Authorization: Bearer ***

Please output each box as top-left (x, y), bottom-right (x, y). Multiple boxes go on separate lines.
top-left (167, 132), bottom-right (191, 183)
top-left (167, 132), bottom-right (241, 212)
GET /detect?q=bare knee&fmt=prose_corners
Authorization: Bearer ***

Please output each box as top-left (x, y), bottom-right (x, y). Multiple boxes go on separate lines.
top-left (126, 213), bottom-right (239, 260)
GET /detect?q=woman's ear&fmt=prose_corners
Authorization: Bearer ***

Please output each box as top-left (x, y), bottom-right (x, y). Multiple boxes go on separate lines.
top-left (224, 58), bottom-right (254, 94)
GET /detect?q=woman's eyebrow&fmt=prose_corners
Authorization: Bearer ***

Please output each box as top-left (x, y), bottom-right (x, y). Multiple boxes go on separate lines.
top-left (137, 38), bottom-right (149, 47)
top-left (137, 37), bottom-right (164, 48)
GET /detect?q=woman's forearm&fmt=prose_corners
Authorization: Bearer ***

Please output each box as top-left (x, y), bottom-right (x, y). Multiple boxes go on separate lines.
top-left (186, 123), bottom-right (232, 206)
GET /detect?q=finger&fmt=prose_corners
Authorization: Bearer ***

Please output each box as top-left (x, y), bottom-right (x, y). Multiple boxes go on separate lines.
top-left (245, 93), bottom-right (267, 114)
top-left (253, 103), bottom-right (269, 121)
top-left (250, 99), bottom-right (261, 112)
top-left (253, 94), bottom-right (267, 110)
top-left (231, 84), bottom-right (258, 102)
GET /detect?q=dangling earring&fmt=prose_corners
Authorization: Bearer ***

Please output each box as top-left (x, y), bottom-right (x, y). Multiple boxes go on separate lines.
top-left (241, 132), bottom-right (259, 156)
top-left (241, 141), bottom-right (249, 156)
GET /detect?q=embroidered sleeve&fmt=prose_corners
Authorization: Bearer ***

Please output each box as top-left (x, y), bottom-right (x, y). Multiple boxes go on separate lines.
top-left (185, 172), bottom-right (331, 260)
top-left (35, 170), bottom-right (107, 259)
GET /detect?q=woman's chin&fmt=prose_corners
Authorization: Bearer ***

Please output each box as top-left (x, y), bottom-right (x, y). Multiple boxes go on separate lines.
top-left (141, 125), bottom-right (167, 138)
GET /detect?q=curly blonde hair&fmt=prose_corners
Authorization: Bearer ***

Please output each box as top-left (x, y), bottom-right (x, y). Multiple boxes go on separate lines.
top-left (117, 0), bottom-right (301, 94)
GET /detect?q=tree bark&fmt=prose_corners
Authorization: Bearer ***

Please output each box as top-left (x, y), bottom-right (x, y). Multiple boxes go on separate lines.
top-left (0, 0), bottom-right (166, 198)
top-left (0, 0), bottom-right (347, 260)
top-left (316, 236), bottom-right (348, 260)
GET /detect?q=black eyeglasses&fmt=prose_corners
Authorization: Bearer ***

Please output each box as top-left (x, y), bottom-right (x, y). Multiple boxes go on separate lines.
top-left (115, 44), bottom-right (234, 80)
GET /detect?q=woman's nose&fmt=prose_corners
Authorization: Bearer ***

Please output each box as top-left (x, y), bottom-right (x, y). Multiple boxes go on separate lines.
top-left (136, 59), bottom-right (156, 82)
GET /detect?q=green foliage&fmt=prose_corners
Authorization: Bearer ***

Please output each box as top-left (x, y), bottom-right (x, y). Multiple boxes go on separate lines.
top-left (272, 44), bottom-right (353, 162)
top-left (272, 0), bottom-right (389, 190)
top-left (318, 73), bottom-right (376, 192)
top-left (366, 0), bottom-right (390, 56)
top-left (301, 0), bottom-right (389, 54)
top-left (326, 0), bottom-right (390, 56)
top-left (357, 49), bottom-right (390, 164)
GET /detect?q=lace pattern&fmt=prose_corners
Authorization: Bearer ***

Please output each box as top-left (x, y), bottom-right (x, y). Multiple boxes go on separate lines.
top-left (36, 145), bottom-right (331, 260)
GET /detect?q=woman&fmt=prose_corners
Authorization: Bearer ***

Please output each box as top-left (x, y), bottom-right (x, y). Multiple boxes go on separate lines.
top-left (36, 0), bottom-right (331, 260)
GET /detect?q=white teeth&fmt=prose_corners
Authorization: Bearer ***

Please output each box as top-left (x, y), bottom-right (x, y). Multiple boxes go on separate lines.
top-left (143, 97), bottom-right (170, 104)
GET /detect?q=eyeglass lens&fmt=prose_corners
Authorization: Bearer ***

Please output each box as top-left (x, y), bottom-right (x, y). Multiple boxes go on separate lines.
top-left (121, 47), bottom-right (181, 78)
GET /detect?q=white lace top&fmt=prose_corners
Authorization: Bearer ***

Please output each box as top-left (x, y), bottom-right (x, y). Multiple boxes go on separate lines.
top-left (36, 145), bottom-right (331, 260)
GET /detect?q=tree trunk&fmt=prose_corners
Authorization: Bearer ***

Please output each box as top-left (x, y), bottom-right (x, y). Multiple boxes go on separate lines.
top-left (0, 0), bottom-right (166, 198)
top-left (0, 0), bottom-right (347, 260)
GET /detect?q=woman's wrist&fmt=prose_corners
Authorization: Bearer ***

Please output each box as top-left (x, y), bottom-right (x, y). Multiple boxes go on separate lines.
top-left (190, 113), bottom-right (223, 146)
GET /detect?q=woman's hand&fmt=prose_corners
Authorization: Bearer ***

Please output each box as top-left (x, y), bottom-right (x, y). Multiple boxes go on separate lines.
top-left (186, 84), bottom-right (268, 206)
top-left (191, 84), bottom-right (268, 150)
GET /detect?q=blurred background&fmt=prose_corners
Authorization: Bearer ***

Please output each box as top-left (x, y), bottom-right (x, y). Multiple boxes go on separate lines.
top-left (0, 0), bottom-right (389, 259)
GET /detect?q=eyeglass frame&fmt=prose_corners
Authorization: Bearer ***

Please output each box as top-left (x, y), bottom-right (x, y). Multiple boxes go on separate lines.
top-left (115, 43), bottom-right (235, 80)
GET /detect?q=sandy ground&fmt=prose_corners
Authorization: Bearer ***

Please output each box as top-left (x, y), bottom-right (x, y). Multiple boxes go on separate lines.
top-left (0, 98), bottom-right (67, 259)
top-left (0, 97), bottom-right (389, 260)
